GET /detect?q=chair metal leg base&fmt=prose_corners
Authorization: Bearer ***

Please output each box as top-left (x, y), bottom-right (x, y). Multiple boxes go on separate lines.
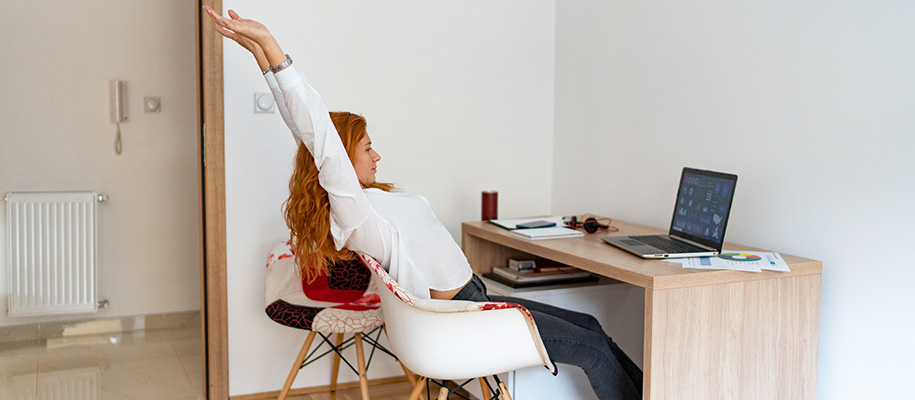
top-left (276, 325), bottom-right (410, 400)
top-left (492, 374), bottom-right (512, 400)
top-left (421, 377), bottom-right (510, 400)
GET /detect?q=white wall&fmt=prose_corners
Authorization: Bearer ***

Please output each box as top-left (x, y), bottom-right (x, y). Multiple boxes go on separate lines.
top-left (0, 0), bottom-right (201, 327)
top-left (222, 1), bottom-right (555, 396)
top-left (553, 1), bottom-right (915, 398)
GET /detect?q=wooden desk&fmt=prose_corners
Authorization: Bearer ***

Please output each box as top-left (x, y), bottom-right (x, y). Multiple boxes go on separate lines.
top-left (462, 220), bottom-right (821, 400)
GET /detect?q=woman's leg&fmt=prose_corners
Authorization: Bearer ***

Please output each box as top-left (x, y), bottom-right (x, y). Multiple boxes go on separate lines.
top-left (490, 294), bottom-right (643, 392)
top-left (453, 275), bottom-right (642, 400)
top-left (528, 309), bottom-right (641, 400)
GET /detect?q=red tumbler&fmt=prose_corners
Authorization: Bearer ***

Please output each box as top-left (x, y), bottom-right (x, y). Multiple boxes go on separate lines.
top-left (481, 191), bottom-right (498, 220)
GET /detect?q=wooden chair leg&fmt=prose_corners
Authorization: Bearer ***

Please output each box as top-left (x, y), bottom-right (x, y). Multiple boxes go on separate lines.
top-left (497, 381), bottom-right (512, 400)
top-left (278, 331), bottom-right (316, 400)
top-left (479, 377), bottom-right (492, 399)
top-left (329, 333), bottom-right (345, 392)
top-left (399, 362), bottom-right (418, 387)
top-left (437, 386), bottom-right (449, 400)
top-left (408, 377), bottom-right (427, 400)
top-left (353, 333), bottom-right (371, 400)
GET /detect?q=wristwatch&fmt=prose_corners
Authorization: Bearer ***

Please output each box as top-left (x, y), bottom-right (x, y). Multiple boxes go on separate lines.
top-left (270, 54), bottom-right (293, 74)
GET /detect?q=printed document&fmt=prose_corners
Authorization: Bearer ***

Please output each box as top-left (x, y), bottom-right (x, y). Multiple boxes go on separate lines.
top-left (665, 250), bottom-right (790, 273)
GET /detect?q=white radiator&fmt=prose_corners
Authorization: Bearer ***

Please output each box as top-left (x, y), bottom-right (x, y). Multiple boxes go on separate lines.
top-left (6, 192), bottom-right (104, 316)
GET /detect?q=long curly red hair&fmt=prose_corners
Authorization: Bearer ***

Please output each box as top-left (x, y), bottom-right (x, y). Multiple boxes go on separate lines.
top-left (284, 112), bottom-right (394, 283)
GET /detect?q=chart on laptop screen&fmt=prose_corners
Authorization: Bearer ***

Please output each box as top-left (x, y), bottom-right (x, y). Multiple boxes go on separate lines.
top-left (671, 171), bottom-right (735, 244)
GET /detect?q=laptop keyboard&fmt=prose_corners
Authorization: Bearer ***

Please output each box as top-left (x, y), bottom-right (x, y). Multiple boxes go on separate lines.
top-left (630, 235), bottom-right (708, 253)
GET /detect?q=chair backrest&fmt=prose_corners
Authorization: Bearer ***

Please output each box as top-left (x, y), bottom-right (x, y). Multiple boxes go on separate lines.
top-left (264, 241), bottom-right (381, 332)
top-left (357, 253), bottom-right (554, 380)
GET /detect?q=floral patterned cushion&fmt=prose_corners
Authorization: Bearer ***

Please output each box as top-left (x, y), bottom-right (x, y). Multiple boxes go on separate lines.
top-left (264, 242), bottom-right (383, 333)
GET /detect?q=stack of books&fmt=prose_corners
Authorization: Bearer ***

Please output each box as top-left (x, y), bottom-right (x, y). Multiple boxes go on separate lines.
top-left (482, 258), bottom-right (597, 288)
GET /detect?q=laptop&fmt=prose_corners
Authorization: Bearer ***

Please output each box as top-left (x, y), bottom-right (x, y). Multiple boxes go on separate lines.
top-left (602, 167), bottom-right (738, 259)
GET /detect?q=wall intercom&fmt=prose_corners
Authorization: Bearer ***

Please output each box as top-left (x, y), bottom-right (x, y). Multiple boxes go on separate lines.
top-left (109, 80), bottom-right (127, 154)
top-left (109, 80), bottom-right (127, 123)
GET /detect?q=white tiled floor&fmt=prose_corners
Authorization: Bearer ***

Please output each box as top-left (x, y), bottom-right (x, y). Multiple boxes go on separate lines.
top-left (0, 320), bottom-right (203, 400)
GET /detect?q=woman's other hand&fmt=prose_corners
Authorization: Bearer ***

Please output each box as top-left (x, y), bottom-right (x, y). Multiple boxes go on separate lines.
top-left (202, 6), bottom-right (285, 68)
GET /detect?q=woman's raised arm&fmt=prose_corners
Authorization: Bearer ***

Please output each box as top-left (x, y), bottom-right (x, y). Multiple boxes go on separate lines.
top-left (203, 6), bottom-right (302, 142)
top-left (202, 7), bottom-right (376, 247)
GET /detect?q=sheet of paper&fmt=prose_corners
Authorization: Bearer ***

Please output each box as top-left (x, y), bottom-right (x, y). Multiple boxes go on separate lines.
top-left (755, 251), bottom-right (791, 272)
top-left (510, 226), bottom-right (584, 240)
top-left (664, 250), bottom-right (791, 273)
top-left (488, 216), bottom-right (565, 230)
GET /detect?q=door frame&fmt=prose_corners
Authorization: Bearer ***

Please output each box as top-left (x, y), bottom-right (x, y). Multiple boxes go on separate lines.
top-left (198, 0), bottom-right (229, 398)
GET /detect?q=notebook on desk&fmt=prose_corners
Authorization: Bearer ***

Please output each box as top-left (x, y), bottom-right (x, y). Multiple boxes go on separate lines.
top-left (602, 167), bottom-right (738, 259)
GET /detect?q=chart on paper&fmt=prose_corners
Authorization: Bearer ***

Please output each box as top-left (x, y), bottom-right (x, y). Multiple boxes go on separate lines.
top-left (665, 250), bottom-right (791, 272)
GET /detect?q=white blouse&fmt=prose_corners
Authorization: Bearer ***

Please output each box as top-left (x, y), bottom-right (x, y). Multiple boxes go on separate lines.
top-left (265, 64), bottom-right (473, 299)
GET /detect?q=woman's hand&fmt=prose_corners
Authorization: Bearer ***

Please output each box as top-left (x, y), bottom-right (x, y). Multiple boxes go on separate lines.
top-left (203, 6), bottom-right (286, 68)
top-left (203, 6), bottom-right (271, 45)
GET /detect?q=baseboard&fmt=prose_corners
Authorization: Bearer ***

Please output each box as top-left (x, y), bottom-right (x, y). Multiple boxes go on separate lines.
top-left (229, 376), bottom-right (410, 400)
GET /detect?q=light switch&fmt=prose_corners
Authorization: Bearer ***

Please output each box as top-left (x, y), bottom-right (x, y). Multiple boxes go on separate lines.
top-left (255, 93), bottom-right (275, 113)
top-left (144, 96), bottom-right (161, 113)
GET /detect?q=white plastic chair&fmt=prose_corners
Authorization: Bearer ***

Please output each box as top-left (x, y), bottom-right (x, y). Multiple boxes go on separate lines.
top-left (357, 253), bottom-right (555, 400)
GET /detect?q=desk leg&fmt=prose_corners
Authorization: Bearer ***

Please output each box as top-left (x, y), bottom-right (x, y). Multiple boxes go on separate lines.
top-left (643, 274), bottom-right (820, 400)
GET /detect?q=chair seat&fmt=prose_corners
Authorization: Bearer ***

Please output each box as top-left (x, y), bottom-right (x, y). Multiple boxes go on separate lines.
top-left (360, 253), bottom-right (556, 379)
top-left (265, 242), bottom-right (383, 333)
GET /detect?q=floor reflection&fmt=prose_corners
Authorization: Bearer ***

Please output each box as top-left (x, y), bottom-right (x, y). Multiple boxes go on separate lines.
top-left (0, 315), bottom-right (202, 400)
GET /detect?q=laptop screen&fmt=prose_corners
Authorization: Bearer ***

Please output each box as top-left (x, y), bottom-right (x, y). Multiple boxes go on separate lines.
top-left (669, 168), bottom-right (738, 250)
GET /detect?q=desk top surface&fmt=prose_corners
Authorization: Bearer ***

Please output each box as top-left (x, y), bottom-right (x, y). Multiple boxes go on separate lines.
top-left (462, 219), bottom-right (822, 291)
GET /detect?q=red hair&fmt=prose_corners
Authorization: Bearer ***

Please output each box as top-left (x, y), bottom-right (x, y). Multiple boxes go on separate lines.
top-left (284, 112), bottom-right (393, 283)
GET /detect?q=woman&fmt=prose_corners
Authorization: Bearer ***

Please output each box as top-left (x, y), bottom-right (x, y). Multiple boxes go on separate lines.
top-left (204, 7), bottom-right (642, 399)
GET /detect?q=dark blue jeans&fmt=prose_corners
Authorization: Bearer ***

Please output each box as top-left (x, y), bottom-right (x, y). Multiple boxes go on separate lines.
top-left (452, 274), bottom-right (642, 400)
